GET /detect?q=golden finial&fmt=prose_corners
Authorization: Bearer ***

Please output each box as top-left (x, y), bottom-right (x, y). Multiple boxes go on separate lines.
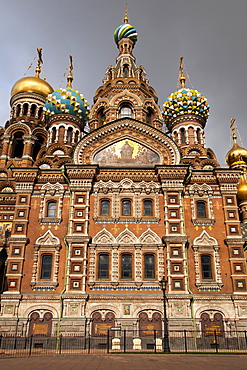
top-left (123, 3), bottom-right (129, 24)
top-left (179, 56), bottom-right (186, 88)
top-left (35, 48), bottom-right (43, 78)
top-left (67, 55), bottom-right (74, 87)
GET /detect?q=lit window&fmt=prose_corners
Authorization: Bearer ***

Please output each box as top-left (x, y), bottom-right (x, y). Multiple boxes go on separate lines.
top-left (144, 200), bottom-right (153, 216)
top-left (100, 200), bottom-right (110, 216)
top-left (121, 254), bottom-right (132, 279)
top-left (196, 202), bottom-right (206, 218)
top-left (122, 200), bottom-right (131, 216)
top-left (98, 254), bottom-right (109, 279)
top-left (120, 106), bottom-right (132, 118)
top-left (47, 202), bottom-right (56, 217)
top-left (174, 281), bottom-right (181, 288)
top-left (144, 254), bottom-right (154, 279)
top-left (40, 255), bottom-right (52, 280)
top-left (201, 255), bottom-right (212, 280)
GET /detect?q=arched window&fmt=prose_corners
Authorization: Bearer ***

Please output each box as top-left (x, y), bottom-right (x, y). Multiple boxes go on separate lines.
top-left (120, 105), bottom-right (132, 118)
top-left (121, 254), bottom-right (132, 279)
top-left (23, 103), bottom-right (28, 116)
top-left (38, 107), bottom-right (43, 119)
top-left (201, 255), bottom-right (212, 280)
top-left (197, 128), bottom-right (201, 144)
top-left (51, 127), bottom-right (56, 142)
top-left (180, 128), bottom-right (186, 144)
top-left (33, 135), bottom-right (44, 161)
top-left (98, 108), bottom-right (105, 126)
top-left (98, 254), bottom-right (109, 279)
top-left (122, 199), bottom-right (131, 216)
top-left (144, 200), bottom-right (153, 216)
top-left (144, 254), bottom-right (155, 279)
top-left (67, 127), bottom-right (73, 143)
top-left (16, 104), bottom-right (21, 117)
top-left (146, 108), bottom-right (153, 125)
top-left (12, 132), bottom-right (24, 158)
top-left (47, 202), bottom-right (57, 218)
top-left (75, 131), bottom-right (79, 142)
top-left (30, 104), bottom-right (36, 117)
top-left (123, 65), bottom-right (129, 78)
top-left (40, 254), bottom-right (52, 279)
top-left (100, 199), bottom-right (110, 216)
top-left (196, 201), bottom-right (206, 218)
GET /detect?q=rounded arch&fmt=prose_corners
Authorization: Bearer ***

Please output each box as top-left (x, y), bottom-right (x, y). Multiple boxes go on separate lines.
top-left (5, 122), bottom-right (31, 136)
top-left (24, 304), bottom-right (59, 319)
top-left (195, 305), bottom-right (230, 320)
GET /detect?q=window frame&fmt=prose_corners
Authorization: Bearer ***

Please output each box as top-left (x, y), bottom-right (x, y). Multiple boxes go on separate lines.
top-left (143, 199), bottom-right (153, 217)
top-left (196, 201), bottom-right (207, 219)
top-left (40, 254), bottom-right (53, 280)
top-left (144, 253), bottom-right (155, 279)
top-left (121, 253), bottom-right (133, 279)
top-left (100, 199), bottom-right (110, 216)
top-left (46, 201), bottom-right (57, 218)
top-left (201, 254), bottom-right (213, 280)
top-left (98, 253), bottom-right (110, 279)
top-left (121, 199), bottom-right (132, 217)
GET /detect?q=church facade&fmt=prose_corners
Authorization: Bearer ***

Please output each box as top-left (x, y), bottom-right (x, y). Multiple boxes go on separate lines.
top-left (0, 15), bottom-right (247, 338)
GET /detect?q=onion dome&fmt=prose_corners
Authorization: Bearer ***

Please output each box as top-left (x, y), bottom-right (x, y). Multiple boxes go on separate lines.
top-left (162, 88), bottom-right (210, 124)
top-left (114, 23), bottom-right (138, 45)
top-left (44, 56), bottom-right (89, 121)
top-left (226, 136), bottom-right (247, 168)
top-left (237, 175), bottom-right (247, 202)
top-left (11, 76), bottom-right (53, 98)
top-left (163, 57), bottom-right (210, 124)
top-left (114, 7), bottom-right (138, 46)
top-left (44, 87), bottom-right (89, 121)
top-left (11, 48), bottom-right (53, 98)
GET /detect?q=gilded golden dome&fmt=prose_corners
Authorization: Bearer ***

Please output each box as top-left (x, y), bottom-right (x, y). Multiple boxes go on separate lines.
top-left (226, 137), bottom-right (247, 168)
top-left (11, 76), bottom-right (53, 98)
top-left (237, 175), bottom-right (247, 202)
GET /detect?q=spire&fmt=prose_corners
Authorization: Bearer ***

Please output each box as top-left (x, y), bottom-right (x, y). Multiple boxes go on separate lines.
top-left (67, 55), bottom-right (74, 88)
top-left (123, 3), bottom-right (129, 24)
top-left (230, 117), bottom-right (237, 142)
top-left (179, 57), bottom-right (186, 88)
top-left (35, 48), bottom-right (43, 78)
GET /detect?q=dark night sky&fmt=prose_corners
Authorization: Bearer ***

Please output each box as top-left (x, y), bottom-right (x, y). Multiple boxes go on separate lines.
top-left (1, 0), bottom-right (247, 166)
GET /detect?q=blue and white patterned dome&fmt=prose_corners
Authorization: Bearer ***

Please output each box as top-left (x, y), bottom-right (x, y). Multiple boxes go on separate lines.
top-left (114, 23), bottom-right (138, 46)
top-left (44, 87), bottom-right (89, 121)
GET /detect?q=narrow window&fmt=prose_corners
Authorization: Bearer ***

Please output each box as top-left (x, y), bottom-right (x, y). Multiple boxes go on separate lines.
top-left (100, 200), bottom-right (110, 216)
top-left (144, 200), bottom-right (153, 216)
top-left (123, 65), bottom-right (129, 78)
top-left (23, 103), bottom-right (28, 116)
top-left (146, 108), bottom-right (153, 125)
top-left (201, 255), bottom-right (212, 280)
top-left (47, 202), bottom-right (57, 217)
top-left (51, 127), bottom-right (56, 143)
top-left (197, 202), bottom-right (206, 218)
top-left (16, 104), bottom-right (21, 117)
top-left (30, 104), bottom-right (36, 117)
top-left (121, 254), bottom-right (132, 279)
top-left (40, 254), bottom-right (52, 279)
top-left (180, 128), bottom-right (186, 144)
top-left (67, 127), bottom-right (73, 143)
top-left (38, 107), bottom-right (43, 119)
top-left (12, 132), bottom-right (24, 158)
top-left (122, 199), bottom-right (131, 216)
top-left (120, 106), bottom-right (132, 118)
top-left (98, 254), bottom-right (109, 279)
top-left (144, 254), bottom-right (155, 279)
